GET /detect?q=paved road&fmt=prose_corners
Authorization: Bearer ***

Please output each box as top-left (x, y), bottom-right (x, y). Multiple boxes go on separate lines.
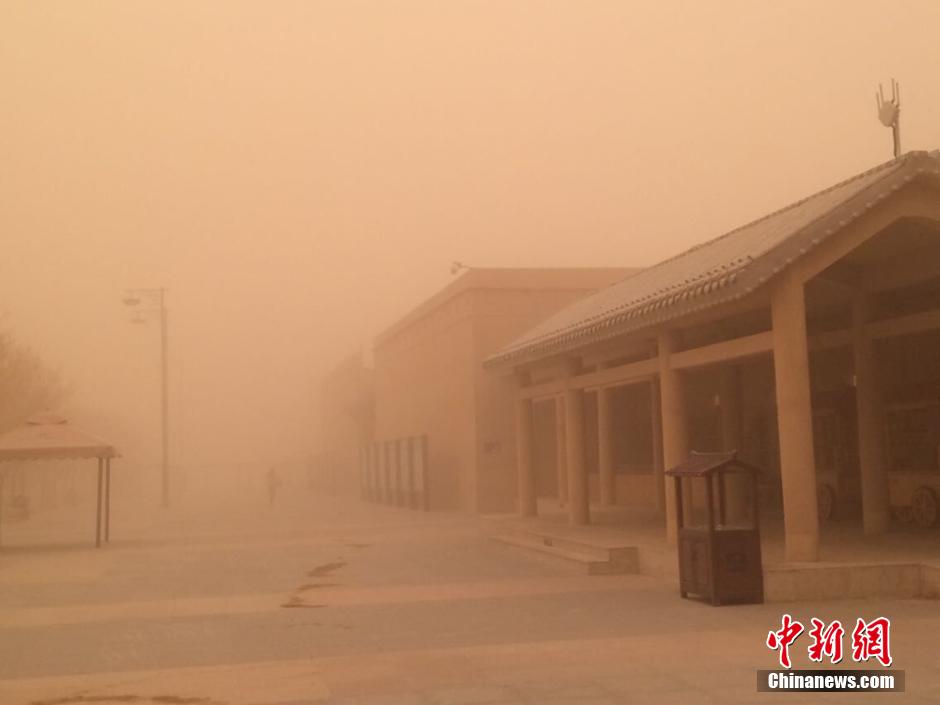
top-left (1, 491), bottom-right (938, 704)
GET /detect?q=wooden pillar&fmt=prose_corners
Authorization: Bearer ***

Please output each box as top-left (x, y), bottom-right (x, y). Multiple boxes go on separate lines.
top-left (771, 271), bottom-right (819, 562)
top-left (597, 386), bottom-right (615, 506)
top-left (565, 387), bottom-right (589, 525)
top-left (853, 296), bottom-right (889, 535)
top-left (650, 378), bottom-right (665, 514)
top-left (516, 397), bottom-right (537, 517)
top-left (555, 395), bottom-right (568, 506)
top-left (658, 331), bottom-right (687, 544)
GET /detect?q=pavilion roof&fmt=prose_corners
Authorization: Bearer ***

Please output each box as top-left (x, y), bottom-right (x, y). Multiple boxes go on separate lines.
top-left (486, 150), bottom-right (940, 368)
top-left (0, 413), bottom-right (117, 462)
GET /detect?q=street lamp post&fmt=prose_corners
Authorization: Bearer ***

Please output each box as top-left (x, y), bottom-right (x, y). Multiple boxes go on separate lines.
top-left (123, 288), bottom-right (170, 508)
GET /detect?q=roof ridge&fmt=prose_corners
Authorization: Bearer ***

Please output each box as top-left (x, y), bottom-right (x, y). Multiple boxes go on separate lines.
top-left (634, 153), bottom-right (909, 273)
top-left (488, 150), bottom-right (939, 365)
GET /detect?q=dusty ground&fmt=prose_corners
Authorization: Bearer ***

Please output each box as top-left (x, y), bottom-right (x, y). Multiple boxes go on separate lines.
top-left (1, 489), bottom-right (938, 704)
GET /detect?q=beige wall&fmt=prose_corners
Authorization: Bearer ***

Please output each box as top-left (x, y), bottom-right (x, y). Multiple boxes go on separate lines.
top-left (472, 286), bottom-right (615, 512)
top-left (373, 268), bottom-right (633, 513)
top-left (373, 289), bottom-right (477, 510)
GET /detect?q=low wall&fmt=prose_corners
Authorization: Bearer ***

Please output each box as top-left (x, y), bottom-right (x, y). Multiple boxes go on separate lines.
top-left (763, 562), bottom-right (924, 602)
top-left (636, 544), bottom-right (939, 603)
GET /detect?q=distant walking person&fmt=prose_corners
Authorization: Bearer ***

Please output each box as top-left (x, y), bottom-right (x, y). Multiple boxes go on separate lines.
top-left (266, 467), bottom-right (282, 505)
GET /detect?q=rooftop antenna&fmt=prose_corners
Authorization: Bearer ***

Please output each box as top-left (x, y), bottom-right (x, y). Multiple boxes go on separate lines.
top-left (876, 79), bottom-right (901, 159)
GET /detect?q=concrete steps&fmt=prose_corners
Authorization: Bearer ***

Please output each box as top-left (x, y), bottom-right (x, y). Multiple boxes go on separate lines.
top-left (491, 526), bottom-right (639, 575)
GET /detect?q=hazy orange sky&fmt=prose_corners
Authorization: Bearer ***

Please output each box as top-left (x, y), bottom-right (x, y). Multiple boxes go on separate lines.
top-left (2, 2), bottom-right (940, 482)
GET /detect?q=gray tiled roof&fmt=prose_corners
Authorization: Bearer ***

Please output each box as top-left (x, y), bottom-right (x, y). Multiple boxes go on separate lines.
top-left (487, 151), bottom-right (940, 368)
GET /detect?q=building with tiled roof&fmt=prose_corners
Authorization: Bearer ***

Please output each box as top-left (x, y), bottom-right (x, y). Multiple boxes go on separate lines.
top-left (489, 151), bottom-right (940, 564)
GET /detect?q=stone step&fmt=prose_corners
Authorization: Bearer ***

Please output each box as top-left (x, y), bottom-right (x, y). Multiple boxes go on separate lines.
top-left (498, 526), bottom-right (638, 564)
top-left (491, 531), bottom-right (639, 575)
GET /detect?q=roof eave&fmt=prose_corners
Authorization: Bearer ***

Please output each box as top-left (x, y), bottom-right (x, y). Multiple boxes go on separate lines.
top-left (485, 152), bottom-right (940, 370)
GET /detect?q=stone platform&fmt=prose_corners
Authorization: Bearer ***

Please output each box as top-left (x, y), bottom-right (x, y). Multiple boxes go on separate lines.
top-left (487, 500), bottom-right (940, 603)
top-left (491, 522), bottom-right (639, 575)
top-left (765, 559), bottom-right (940, 602)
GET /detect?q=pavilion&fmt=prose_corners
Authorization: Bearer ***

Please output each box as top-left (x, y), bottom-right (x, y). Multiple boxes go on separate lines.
top-left (486, 150), bottom-right (940, 563)
top-left (0, 413), bottom-right (117, 548)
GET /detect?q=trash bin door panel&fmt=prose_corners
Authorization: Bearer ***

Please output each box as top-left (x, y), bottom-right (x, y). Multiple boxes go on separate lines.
top-left (713, 530), bottom-right (764, 604)
top-left (678, 530), bottom-right (711, 596)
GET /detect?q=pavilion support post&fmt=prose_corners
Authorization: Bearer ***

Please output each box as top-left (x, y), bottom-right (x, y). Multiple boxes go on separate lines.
top-left (771, 271), bottom-right (819, 562)
top-left (555, 395), bottom-right (568, 506)
top-left (565, 386), bottom-right (589, 525)
top-left (853, 296), bottom-right (889, 535)
top-left (105, 457), bottom-right (111, 543)
top-left (658, 331), bottom-right (688, 544)
top-left (597, 386), bottom-right (615, 506)
top-left (515, 396), bottom-right (537, 517)
top-left (95, 457), bottom-right (103, 548)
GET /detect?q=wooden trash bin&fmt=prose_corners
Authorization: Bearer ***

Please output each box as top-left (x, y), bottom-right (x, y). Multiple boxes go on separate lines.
top-left (666, 451), bottom-right (764, 606)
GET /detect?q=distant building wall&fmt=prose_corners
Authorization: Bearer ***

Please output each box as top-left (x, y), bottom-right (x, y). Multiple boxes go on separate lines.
top-left (373, 289), bottom-right (477, 510)
top-left (374, 268), bottom-right (635, 513)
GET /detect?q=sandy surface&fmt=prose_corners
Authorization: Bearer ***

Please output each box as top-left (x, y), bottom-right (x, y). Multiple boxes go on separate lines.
top-left (1, 490), bottom-right (938, 704)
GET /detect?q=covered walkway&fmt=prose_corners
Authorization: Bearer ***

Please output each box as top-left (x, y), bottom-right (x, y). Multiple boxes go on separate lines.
top-left (487, 150), bottom-right (940, 565)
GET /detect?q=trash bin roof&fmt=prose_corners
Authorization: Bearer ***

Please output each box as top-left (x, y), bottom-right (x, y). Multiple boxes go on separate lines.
top-left (665, 450), bottom-right (759, 477)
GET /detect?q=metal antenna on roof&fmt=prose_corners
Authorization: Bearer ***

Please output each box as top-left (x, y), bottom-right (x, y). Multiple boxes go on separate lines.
top-left (876, 79), bottom-right (901, 159)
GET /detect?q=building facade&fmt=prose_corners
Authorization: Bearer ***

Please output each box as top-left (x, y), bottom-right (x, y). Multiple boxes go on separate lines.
top-left (373, 268), bottom-right (634, 513)
top-left (488, 151), bottom-right (940, 563)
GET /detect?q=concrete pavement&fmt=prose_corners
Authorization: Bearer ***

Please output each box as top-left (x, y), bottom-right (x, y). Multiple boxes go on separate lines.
top-left (1, 490), bottom-right (938, 704)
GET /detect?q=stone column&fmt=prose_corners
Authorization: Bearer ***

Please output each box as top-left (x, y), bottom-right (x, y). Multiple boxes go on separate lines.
top-left (771, 271), bottom-right (819, 562)
top-left (650, 378), bottom-right (665, 514)
top-left (720, 366), bottom-right (748, 523)
top-left (565, 387), bottom-right (589, 525)
top-left (516, 397), bottom-right (537, 517)
top-left (658, 331), bottom-right (687, 544)
top-left (555, 395), bottom-right (568, 505)
top-left (853, 296), bottom-right (889, 535)
top-left (597, 386), bottom-right (615, 506)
